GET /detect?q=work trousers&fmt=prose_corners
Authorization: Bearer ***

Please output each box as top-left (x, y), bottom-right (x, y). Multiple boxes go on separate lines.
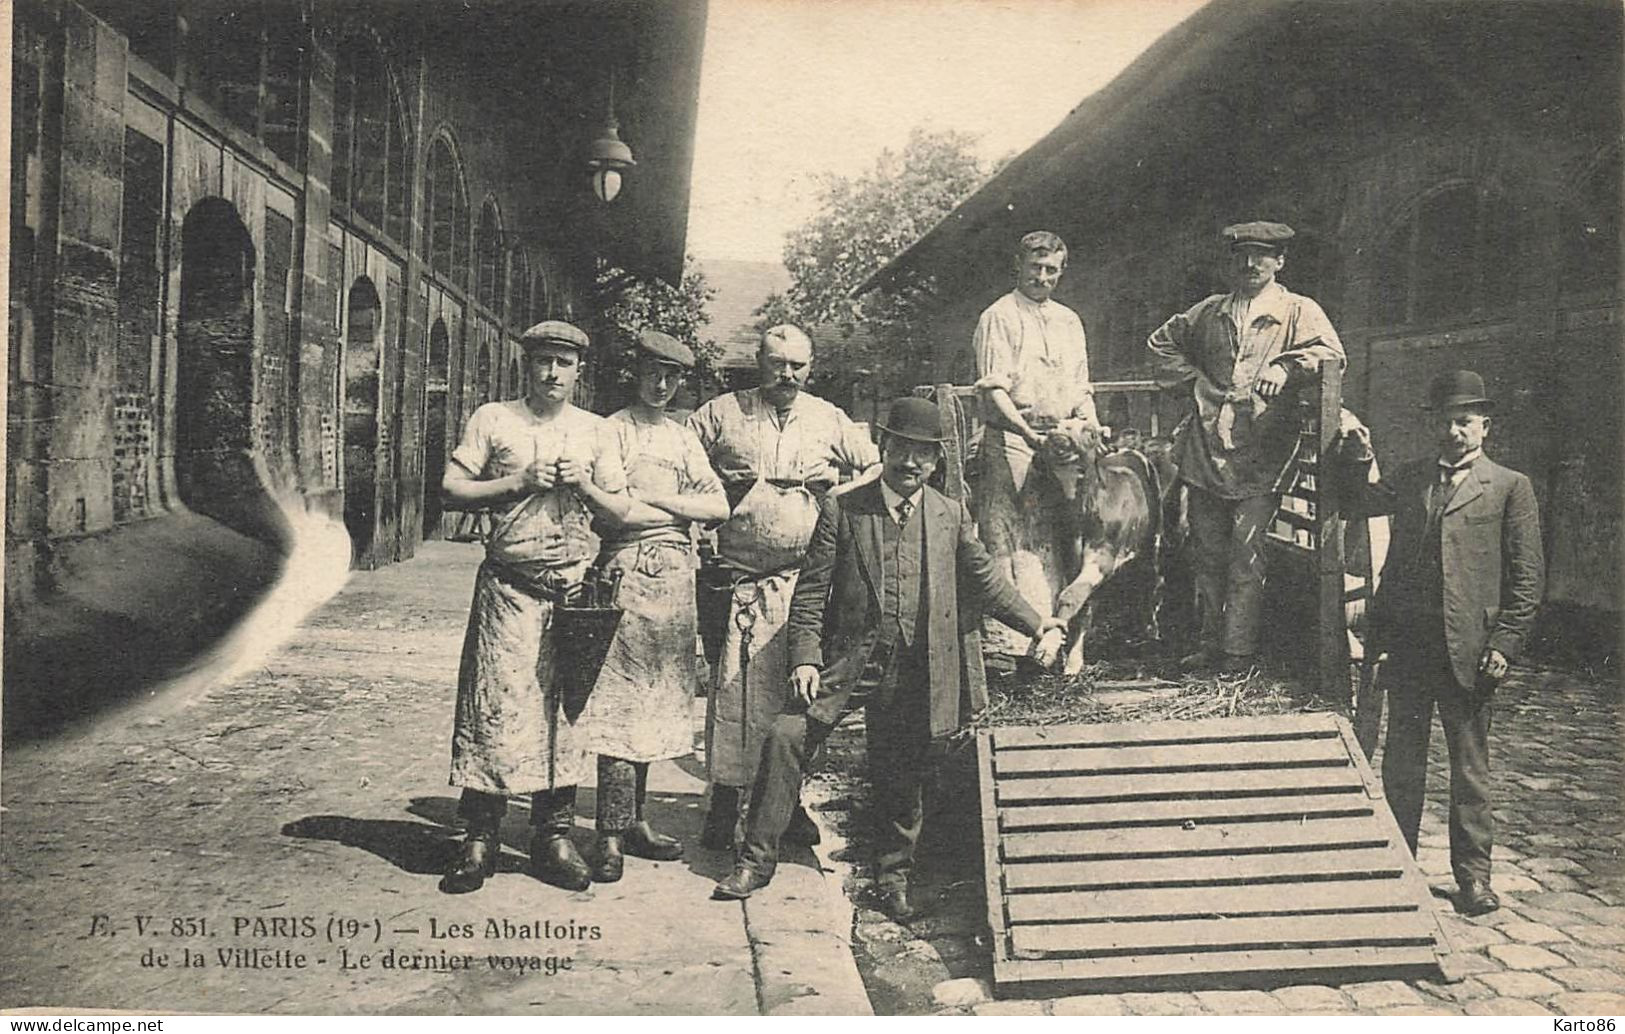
top-left (739, 656), bottom-right (931, 890)
top-left (1380, 640), bottom-right (1494, 886)
top-left (457, 786), bottom-right (577, 839)
top-left (1186, 486), bottom-right (1277, 658)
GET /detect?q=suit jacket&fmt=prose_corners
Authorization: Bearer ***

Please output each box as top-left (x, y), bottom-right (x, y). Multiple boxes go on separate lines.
top-left (1357, 453), bottom-right (1544, 690)
top-left (786, 479), bottom-right (1042, 739)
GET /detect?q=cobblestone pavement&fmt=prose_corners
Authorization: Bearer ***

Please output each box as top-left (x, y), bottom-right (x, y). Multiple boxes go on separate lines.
top-left (806, 661), bottom-right (1625, 1016)
top-left (0, 541), bottom-right (851, 1015)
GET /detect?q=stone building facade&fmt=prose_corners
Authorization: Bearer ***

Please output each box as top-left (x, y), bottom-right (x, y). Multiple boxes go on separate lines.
top-left (864, 0), bottom-right (1621, 641)
top-left (6, 0), bottom-right (705, 729)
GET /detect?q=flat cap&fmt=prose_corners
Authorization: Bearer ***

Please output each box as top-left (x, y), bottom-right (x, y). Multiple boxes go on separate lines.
top-left (520, 319), bottom-right (589, 352)
top-left (1222, 221), bottom-right (1295, 248)
top-left (637, 329), bottom-right (695, 369)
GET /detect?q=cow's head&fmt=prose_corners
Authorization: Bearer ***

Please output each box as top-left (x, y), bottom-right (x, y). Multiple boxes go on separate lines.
top-left (1036, 419), bottom-right (1107, 503)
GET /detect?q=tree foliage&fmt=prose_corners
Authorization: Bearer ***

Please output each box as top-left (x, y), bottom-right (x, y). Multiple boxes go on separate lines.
top-left (757, 127), bottom-right (1000, 395)
top-left (587, 256), bottom-right (720, 411)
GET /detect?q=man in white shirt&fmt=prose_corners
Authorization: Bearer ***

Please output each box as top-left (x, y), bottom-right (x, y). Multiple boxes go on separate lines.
top-left (971, 231), bottom-right (1099, 655)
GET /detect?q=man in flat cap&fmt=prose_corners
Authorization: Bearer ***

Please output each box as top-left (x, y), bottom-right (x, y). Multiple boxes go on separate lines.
top-left (686, 324), bottom-right (880, 852)
top-left (971, 230), bottom-right (1100, 657)
top-left (710, 397), bottom-right (1063, 918)
top-left (1341, 370), bottom-right (1543, 916)
top-left (575, 330), bottom-right (728, 883)
top-left (439, 320), bottom-right (631, 895)
top-left (1148, 221), bottom-right (1345, 671)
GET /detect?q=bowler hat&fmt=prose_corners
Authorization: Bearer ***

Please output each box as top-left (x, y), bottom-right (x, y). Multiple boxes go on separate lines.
top-left (636, 329), bottom-right (695, 369)
top-left (1222, 221), bottom-right (1295, 250)
top-left (876, 397), bottom-right (949, 443)
top-left (1423, 369), bottom-right (1495, 411)
top-left (521, 320), bottom-right (590, 353)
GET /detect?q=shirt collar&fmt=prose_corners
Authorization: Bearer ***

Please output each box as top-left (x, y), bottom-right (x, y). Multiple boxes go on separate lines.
top-left (1010, 289), bottom-right (1051, 313)
top-left (879, 479), bottom-right (923, 518)
top-left (1439, 448), bottom-right (1483, 473)
top-left (1221, 281), bottom-right (1289, 327)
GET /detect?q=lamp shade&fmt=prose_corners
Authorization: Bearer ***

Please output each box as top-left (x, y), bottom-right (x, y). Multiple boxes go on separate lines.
top-left (592, 167), bottom-right (623, 204)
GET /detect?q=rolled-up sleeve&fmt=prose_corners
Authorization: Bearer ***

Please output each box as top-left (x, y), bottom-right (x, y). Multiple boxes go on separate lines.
top-left (1147, 308), bottom-right (1200, 389)
top-left (834, 410), bottom-right (880, 473)
top-left (973, 306), bottom-right (1016, 394)
top-left (449, 404), bottom-right (494, 476)
top-left (590, 421), bottom-right (628, 493)
top-left (1279, 297), bottom-right (1346, 372)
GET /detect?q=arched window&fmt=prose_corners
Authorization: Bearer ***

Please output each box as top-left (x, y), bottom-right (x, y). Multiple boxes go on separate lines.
top-left (426, 138), bottom-right (469, 287)
top-left (334, 34), bottom-right (411, 242)
top-left (1374, 183), bottom-right (1519, 326)
top-left (475, 201), bottom-right (503, 313)
top-left (508, 247), bottom-right (531, 332)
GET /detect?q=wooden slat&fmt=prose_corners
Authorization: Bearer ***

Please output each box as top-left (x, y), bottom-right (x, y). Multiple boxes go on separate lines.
top-left (998, 793), bottom-right (1374, 831)
top-left (997, 766), bottom-right (1364, 804)
top-left (998, 945), bottom-right (1441, 986)
top-left (1002, 815), bottom-right (1391, 861)
top-left (1012, 911), bottom-right (1436, 959)
top-left (1005, 878), bottom-right (1419, 924)
top-left (976, 731), bottom-right (1005, 948)
top-left (994, 738), bottom-right (1348, 775)
top-left (1004, 846), bottom-right (1405, 891)
top-left (993, 713), bottom-right (1337, 750)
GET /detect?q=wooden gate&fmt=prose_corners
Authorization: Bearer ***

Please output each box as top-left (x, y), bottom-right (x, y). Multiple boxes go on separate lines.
top-left (978, 713), bottom-right (1455, 994)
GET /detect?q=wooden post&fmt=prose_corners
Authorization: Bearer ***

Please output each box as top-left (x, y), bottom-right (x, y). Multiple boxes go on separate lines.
top-left (1315, 363), bottom-right (1349, 702)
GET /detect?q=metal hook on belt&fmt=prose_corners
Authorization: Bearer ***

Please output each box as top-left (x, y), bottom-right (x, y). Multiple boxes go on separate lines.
top-left (731, 578), bottom-right (764, 633)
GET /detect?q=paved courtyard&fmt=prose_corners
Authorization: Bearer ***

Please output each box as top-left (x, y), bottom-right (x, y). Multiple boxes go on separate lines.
top-left (809, 659), bottom-right (1625, 1016)
top-left (0, 540), bottom-right (865, 1016)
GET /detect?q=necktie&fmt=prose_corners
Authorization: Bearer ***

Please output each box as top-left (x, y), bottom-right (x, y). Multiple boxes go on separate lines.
top-left (895, 499), bottom-right (913, 526)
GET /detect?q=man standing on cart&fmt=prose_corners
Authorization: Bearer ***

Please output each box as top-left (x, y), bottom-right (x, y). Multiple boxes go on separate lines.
top-left (439, 320), bottom-right (630, 895)
top-left (1147, 221), bottom-right (1344, 672)
top-left (687, 324), bottom-right (879, 850)
top-left (577, 330), bottom-right (729, 883)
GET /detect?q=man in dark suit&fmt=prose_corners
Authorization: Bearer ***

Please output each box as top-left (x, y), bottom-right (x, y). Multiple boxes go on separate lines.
top-left (710, 397), bottom-right (1061, 919)
top-left (1343, 370), bottom-right (1544, 916)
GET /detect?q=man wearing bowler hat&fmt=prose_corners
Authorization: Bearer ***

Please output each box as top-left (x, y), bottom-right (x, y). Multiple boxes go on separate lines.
top-left (1149, 221), bottom-right (1347, 671)
top-left (710, 397), bottom-right (1063, 919)
top-left (1342, 370), bottom-right (1544, 916)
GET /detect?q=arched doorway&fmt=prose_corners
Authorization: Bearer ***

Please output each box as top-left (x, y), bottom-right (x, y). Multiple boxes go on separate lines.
top-left (422, 317), bottom-right (450, 538)
top-left (177, 198), bottom-right (269, 541)
top-left (344, 277), bottom-right (382, 564)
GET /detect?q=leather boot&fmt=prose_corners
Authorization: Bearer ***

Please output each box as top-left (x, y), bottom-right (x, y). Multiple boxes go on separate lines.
top-left (440, 833), bottom-right (498, 894)
top-left (530, 832), bottom-right (591, 891)
top-left (591, 834), bottom-right (624, 883)
top-left (624, 821), bottom-right (683, 861)
top-left (700, 786), bottom-right (741, 851)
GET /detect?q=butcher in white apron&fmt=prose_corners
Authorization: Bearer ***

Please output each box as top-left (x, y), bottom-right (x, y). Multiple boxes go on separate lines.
top-left (686, 325), bottom-right (879, 849)
top-left (577, 330), bottom-right (728, 883)
top-left (440, 321), bottom-right (630, 896)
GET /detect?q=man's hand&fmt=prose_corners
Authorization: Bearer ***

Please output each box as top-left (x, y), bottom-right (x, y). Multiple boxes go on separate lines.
top-left (556, 456), bottom-right (590, 487)
top-left (790, 664), bottom-right (821, 707)
top-left (1031, 616), bottom-right (1068, 669)
top-left (1254, 363), bottom-right (1289, 398)
top-left (1478, 648), bottom-right (1509, 682)
top-left (520, 460), bottom-right (559, 493)
top-left (1341, 422), bottom-right (1374, 461)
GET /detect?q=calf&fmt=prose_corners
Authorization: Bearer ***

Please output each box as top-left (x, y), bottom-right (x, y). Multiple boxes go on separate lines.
top-left (1031, 420), bottom-right (1179, 674)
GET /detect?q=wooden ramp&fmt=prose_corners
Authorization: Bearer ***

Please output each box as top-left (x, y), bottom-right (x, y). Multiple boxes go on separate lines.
top-left (978, 713), bottom-right (1455, 994)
